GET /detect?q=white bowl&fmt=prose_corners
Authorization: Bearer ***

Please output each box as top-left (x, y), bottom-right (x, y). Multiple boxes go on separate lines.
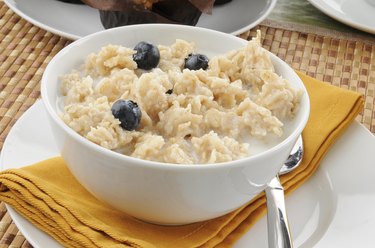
top-left (41, 24), bottom-right (310, 225)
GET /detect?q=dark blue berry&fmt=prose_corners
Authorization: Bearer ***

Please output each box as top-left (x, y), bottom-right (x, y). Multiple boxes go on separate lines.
top-left (184, 54), bottom-right (209, 70)
top-left (111, 100), bottom-right (142, 131)
top-left (133, 41), bottom-right (160, 70)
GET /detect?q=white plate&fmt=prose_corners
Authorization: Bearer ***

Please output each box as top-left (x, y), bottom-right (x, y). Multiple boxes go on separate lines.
top-left (3, 0), bottom-right (276, 40)
top-left (1, 100), bottom-right (375, 247)
top-left (308, 0), bottom-right (375, 34)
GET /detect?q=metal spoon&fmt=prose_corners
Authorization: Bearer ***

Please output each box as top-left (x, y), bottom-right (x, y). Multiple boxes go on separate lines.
top-left (265, 136), bottom-right (303, 248)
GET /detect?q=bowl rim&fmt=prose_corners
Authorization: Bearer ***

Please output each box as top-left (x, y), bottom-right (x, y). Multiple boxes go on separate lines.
top-left (41, 23), bottom-right (310, 171)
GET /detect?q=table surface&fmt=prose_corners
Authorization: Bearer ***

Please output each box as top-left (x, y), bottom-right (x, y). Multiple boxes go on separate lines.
top-left (0, 0), bottom-right (374, 247)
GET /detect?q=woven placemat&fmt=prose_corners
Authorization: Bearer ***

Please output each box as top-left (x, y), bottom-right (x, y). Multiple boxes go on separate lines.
top-left (0, 1), bottom-right (374, 247)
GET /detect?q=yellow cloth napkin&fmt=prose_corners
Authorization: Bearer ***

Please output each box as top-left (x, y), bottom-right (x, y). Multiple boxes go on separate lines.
top-left (0, 72), bottom-right (364, 248)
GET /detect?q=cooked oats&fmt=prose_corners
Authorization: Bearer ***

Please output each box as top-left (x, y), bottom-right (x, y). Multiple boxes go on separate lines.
top-left (59, 31), bottom-right (302, 164)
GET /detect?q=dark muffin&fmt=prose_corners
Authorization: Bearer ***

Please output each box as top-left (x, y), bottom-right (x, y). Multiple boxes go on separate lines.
top-left (99, 0), bottom-right (203, 28)
top-left (57, 0), bottom-right (233, 28)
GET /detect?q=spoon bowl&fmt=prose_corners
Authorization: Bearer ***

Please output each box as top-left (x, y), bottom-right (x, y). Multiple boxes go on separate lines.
top-left (280, 136), bottom-right (304, 175)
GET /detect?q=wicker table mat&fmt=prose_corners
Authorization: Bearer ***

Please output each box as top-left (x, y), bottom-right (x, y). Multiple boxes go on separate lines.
top-left (0, 1), bottom-right (374, 247)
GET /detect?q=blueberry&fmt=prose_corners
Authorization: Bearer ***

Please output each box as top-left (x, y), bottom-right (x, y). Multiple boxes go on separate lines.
top-left (133, 41), bottom-right (160, 70)
top-left (184, 54), bottom-right (209, 70)
top-left (111, 100), bottom-right (142, 131)
top-left (165, 89), bottom-right (173, 94)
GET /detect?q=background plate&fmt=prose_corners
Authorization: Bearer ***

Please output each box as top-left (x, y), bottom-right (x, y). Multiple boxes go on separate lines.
top-left (4, 0), bottom-right (276, 40)
top-left (308, 0), bottom-right (375, 34)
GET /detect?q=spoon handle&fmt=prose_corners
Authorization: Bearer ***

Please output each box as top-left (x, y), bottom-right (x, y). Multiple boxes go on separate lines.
top-left (265, 176), bottom-right (293, 248)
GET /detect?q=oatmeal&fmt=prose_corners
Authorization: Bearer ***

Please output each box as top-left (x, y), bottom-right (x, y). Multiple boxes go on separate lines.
top-left (59, 31), bottom-right (302, 164)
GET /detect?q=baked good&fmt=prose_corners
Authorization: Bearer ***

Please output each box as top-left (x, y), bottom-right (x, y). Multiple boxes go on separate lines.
top-left (55, 0), bottom-right (233, 28)
top-left (98, 0), bottom-right (205, 28)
